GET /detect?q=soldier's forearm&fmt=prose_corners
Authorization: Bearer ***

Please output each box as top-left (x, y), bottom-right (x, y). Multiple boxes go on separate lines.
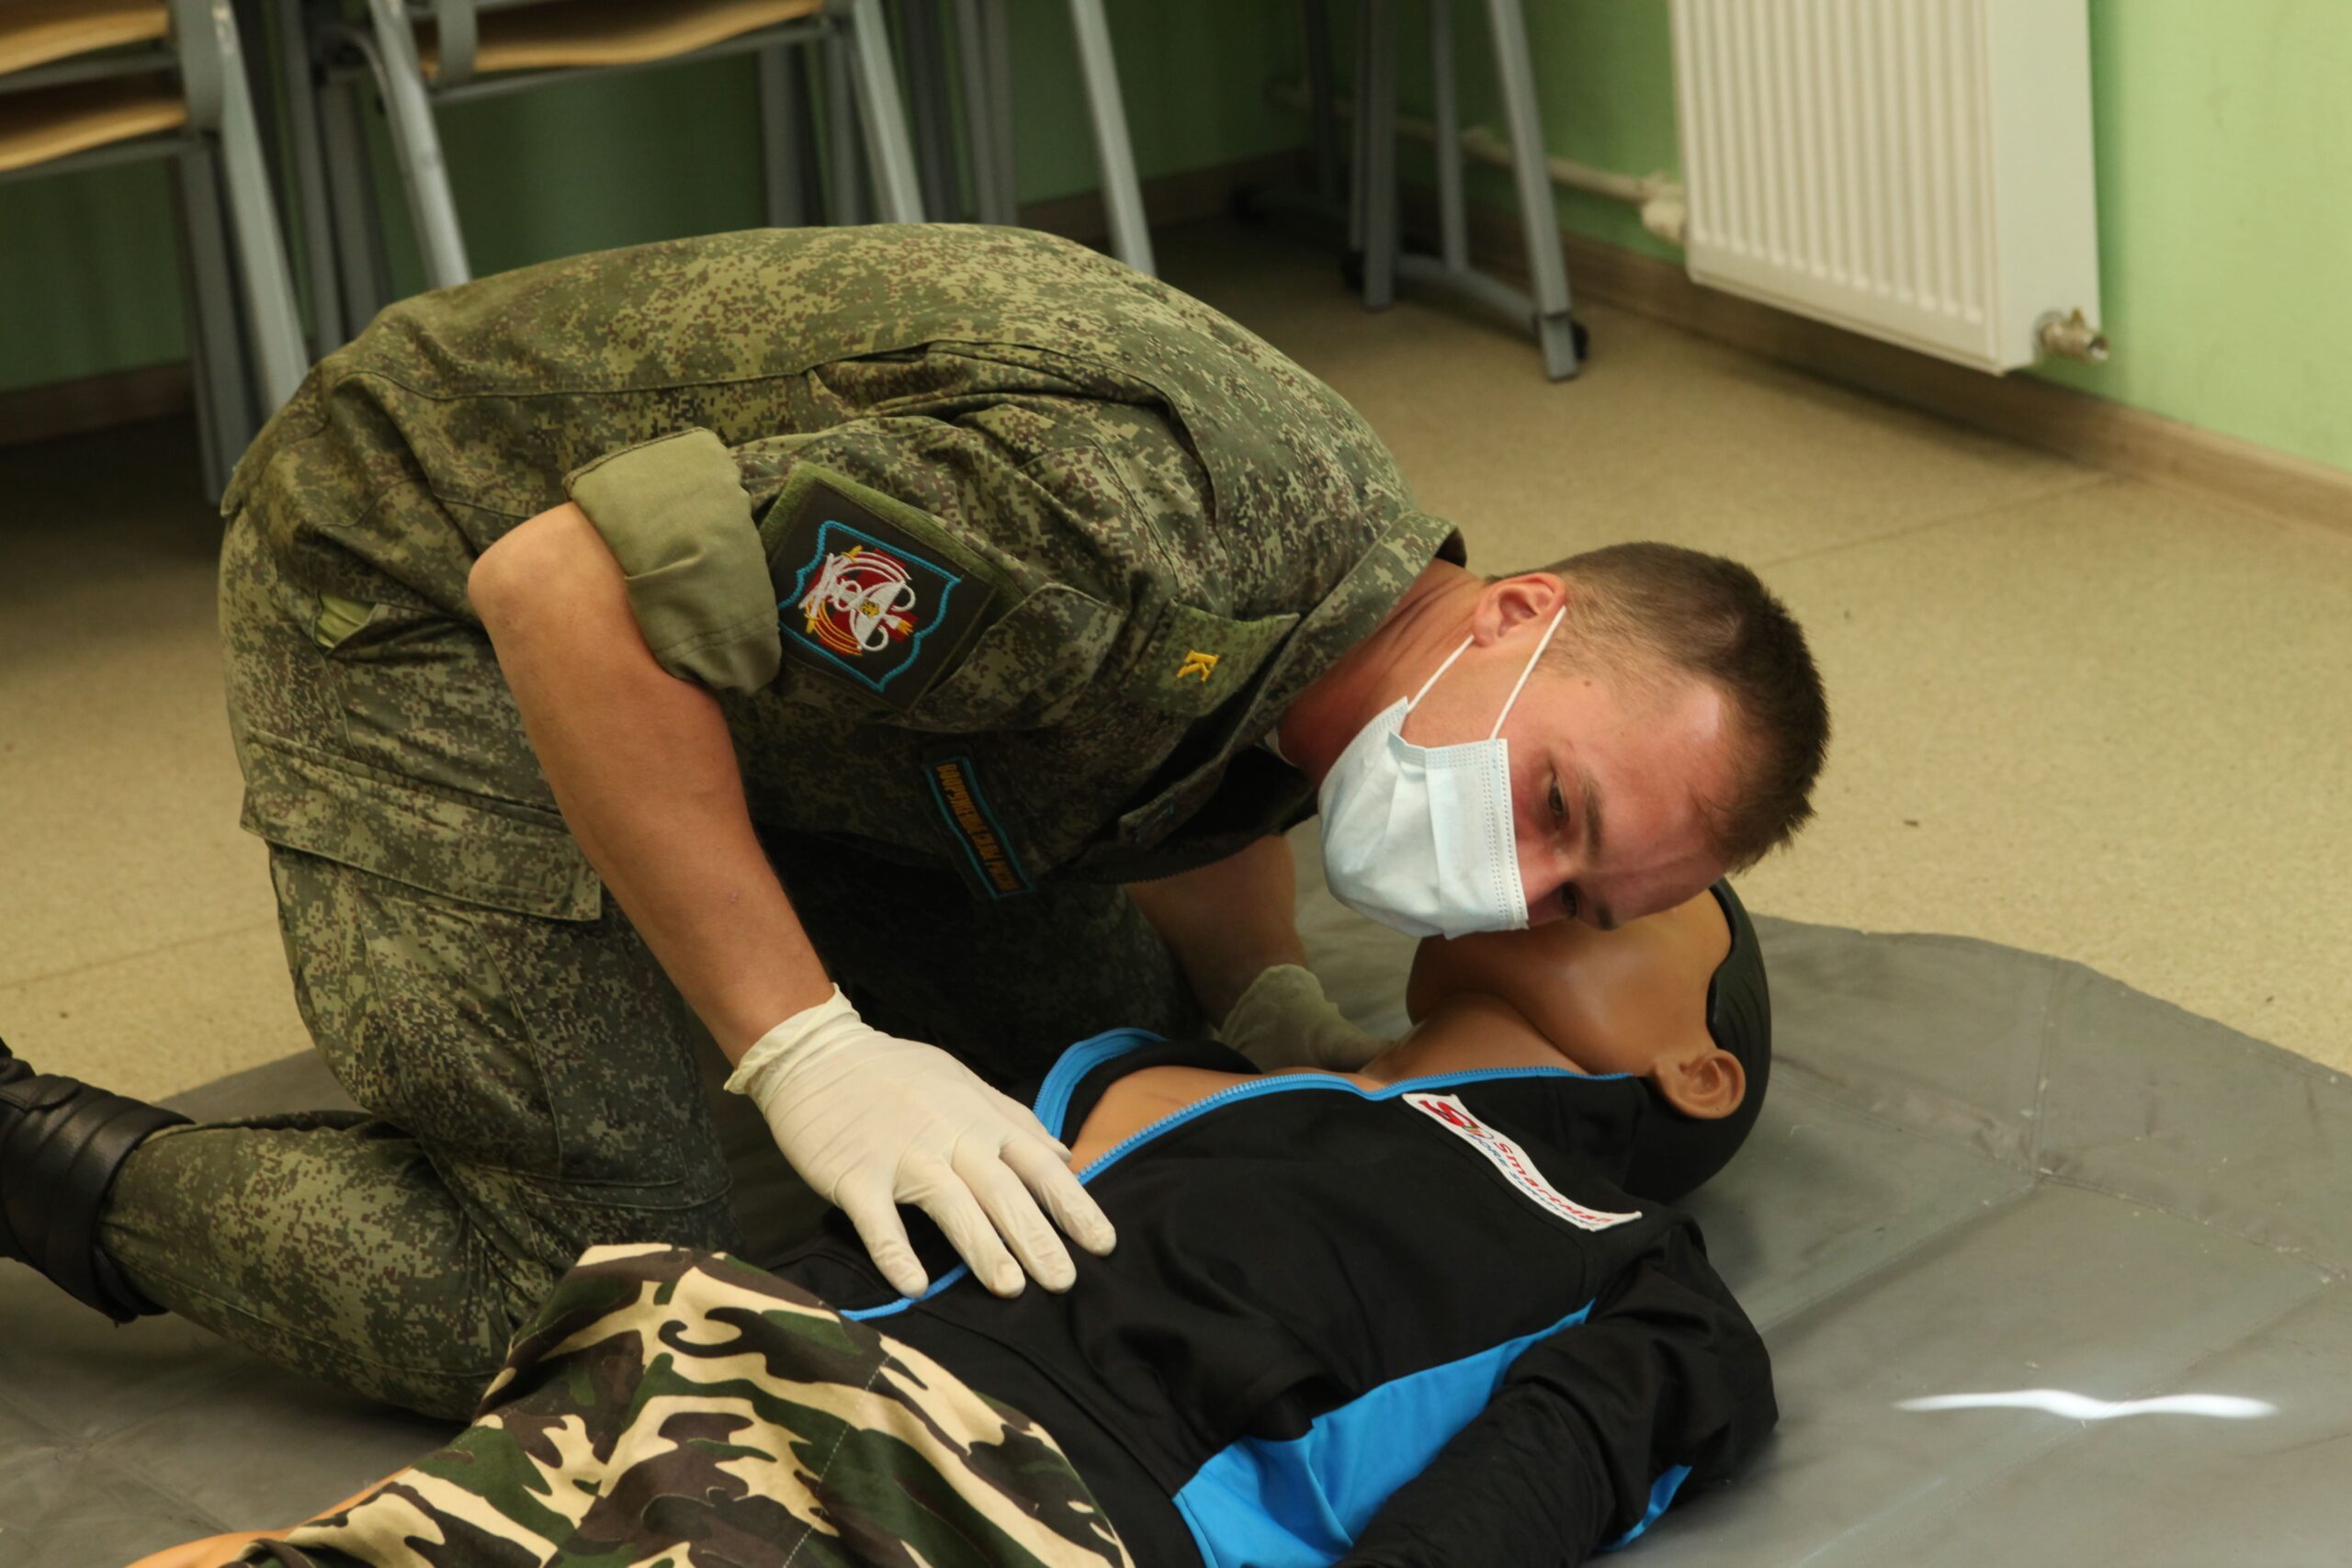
top-left (1125, 834), bottom-right (1313, 1025)
top-left (473, 505), bottom-right (832, 1060)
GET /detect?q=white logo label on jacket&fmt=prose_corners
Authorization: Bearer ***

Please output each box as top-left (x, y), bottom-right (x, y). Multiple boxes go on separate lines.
top-left (1404, 1092), bottom-right (1642, 1233)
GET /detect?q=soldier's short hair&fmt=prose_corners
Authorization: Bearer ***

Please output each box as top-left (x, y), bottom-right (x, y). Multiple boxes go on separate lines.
top-left (1528, 542), bottom-right (1828, 871)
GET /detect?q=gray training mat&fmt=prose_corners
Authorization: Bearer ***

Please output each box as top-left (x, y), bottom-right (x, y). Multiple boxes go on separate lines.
top-left (6, 838), bottom-right (2349, 1566)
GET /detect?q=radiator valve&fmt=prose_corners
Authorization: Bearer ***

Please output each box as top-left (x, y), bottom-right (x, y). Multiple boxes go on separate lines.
top-left (2036, 309), bottom-right (2109, 363)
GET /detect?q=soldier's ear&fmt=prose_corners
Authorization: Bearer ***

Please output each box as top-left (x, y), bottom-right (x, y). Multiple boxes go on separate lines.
top-left (1471, 573), bottom-right (1568, 644)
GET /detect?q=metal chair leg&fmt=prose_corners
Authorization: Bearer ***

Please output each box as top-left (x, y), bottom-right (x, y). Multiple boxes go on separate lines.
top-left (1304, 0), bottom-right (1340, 209)
top-left (822, 28), bottom-right (869, 223)
top-left (1223, 0), bottom-right (1346, 233)
top-left (894, 0), bottom-right (957, 218)
top-left (1428, 0), bottom-right (1468, 273)
top-left (1066, 0), bottom-right (1151, 273)
top-left (1360, 0), bottom-right (1397, 310)
top-left (791, 46), bottom-right (830, 222)
top-left (206, 0), bottom-right (311, 406)
top-left (359, 0), bottom-right (469, 287)
top-left (1483, 0), bottom-right (1577, 377)
top-left (836, 0), bottom-right (926, 223)
top-left (172, 173), bottom-right (223, 500)
top-left (320, 69), bottom-right (390, 333)
top-left (757, 44), bottom-right (808, 227)
top-left (950, 0), bottom-right (1004, 223)
top-left (1347, 0), bottom-right (1371, 256)
top-left (276, 0), bottom-right (344, 353)
top-left (177, 148), bottom-right (257, 500)
top-left (978, 0), bottom-right (1017, 221)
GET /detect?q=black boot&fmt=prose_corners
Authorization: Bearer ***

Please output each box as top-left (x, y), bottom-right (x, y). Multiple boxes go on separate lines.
top-left (0, 1034), bottom-right (188, 1322)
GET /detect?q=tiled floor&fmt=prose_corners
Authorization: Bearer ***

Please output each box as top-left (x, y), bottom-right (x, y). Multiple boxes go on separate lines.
top-left (3, 217), bottom-right (2346, 1097)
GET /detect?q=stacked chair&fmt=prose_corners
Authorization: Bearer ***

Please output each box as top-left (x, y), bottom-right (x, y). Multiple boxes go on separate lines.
top-left (1, 0), bottom-right (308, 496)
top-left (7, 0), bottom-right (1172, 501)
top-left (1352, 0), bottom-right (1580, 378)
top-left (891, 0), bottom-right (1154, 275)
top-left (269, 0), bottom-right (928, 350)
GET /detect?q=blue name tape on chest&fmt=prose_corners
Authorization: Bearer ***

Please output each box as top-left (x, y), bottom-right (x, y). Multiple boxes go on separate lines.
top-left (926, 752), bottom-right (1033, 898)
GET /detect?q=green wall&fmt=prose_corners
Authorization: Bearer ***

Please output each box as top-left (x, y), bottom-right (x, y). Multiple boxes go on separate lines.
top-left (0, 163), bottom-right (192, 395)
top-left (0, 0), bottom-right (1299, 398)
top-left (2036, 0), bottom-right (2352, 474)
top-left (1386, 0), bottom-right (2352, 475)
top-left (1384, 0), bottom-right (1685, 267)
top-left (7, 0), bottom-right (2349, 481)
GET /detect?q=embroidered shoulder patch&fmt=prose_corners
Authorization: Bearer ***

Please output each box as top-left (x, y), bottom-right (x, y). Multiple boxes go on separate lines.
top-left (1405, 1091), bottom-right (1642, 1233)
top-left (768, 473), bottom-right (1000, 711)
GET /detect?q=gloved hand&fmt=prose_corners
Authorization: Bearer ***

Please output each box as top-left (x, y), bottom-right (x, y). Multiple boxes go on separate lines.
top-left (1218, 964), bottom-right (1387, 1072)
top-left (725, 987), bottom-right (1115, 1299)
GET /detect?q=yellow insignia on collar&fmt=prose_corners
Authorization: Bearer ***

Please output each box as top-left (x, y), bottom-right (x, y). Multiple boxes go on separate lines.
top-left (1121, 604), bottom-right (1297, 717)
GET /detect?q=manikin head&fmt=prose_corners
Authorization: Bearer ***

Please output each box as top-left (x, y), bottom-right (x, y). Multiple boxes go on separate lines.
top-left (1290, 543), bottom-right (1827, 937)
top-left (1355, 879), bottom-right (1772, 1200)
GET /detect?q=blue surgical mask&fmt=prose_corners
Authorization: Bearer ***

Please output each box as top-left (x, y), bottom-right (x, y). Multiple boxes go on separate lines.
top-left (1317, 607), bottom-right (1568, 939)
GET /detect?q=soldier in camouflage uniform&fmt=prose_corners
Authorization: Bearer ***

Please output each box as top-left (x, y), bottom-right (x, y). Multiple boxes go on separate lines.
top-left (2, 224), bottom-right (1815, 1421)
top-left (0, 226), bottom-right (1463, 1416)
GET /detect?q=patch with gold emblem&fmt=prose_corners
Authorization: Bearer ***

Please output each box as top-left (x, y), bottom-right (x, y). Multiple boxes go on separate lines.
top-left (770, 477), bottom-right (999, 710)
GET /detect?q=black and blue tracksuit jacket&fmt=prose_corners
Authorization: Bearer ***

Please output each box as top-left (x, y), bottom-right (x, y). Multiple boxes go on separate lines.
top-left (773, 1031), bottom-right (1777, 1567)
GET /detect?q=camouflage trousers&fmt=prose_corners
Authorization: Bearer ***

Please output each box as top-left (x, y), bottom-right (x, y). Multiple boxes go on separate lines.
top-left (237, 1246), bottom-right (1134, 1568)
top-left (94, 513), bottom-right (1200, 1418)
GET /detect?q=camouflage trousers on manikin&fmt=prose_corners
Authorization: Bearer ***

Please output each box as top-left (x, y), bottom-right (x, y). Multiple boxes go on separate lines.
top-left (237, 1246), bottom-right (1134, 1568)
top-left (93, 513), bottom-right (1203, 1419)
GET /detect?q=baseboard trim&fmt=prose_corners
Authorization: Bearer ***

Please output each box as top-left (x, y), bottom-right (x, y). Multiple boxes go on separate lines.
top-left (0, 360), bottom-right (193, 448)
top-left (1432, 194), bottom-right (2352, 535)
top-left (16, 155), bottom-right (2348, 538)
top-left (1, 154), bottom-right (1307, 451)
top-left (1018, 150), bottom-right (1304, 246)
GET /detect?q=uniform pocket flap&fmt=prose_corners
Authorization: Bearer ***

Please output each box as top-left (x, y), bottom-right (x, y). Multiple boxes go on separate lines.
top-left (240, 735), bottom-right (605, 921)
top-left (1117, 603), bottom-right (1298, 718)
top-left (894, 583), bottom-right (1123, 732)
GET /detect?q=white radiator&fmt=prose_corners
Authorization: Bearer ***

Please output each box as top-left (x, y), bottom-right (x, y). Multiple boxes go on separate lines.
top-left (1668, 0), bottom-right (2102, 372)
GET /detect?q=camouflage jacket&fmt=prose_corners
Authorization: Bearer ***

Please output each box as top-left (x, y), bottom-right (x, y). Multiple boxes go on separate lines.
top-left (225, 226), bottom-right (1461, 901)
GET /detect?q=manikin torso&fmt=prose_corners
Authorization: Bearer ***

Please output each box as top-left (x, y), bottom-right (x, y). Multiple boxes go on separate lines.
top-left (1065, 995), bottom-right (1578, 1168)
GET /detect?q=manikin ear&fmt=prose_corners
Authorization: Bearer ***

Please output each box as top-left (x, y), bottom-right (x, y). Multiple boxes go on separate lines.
top-left (1649, 1048), bottom-right (1747, 1121)
top-left (1470, 572), bottom-right (1570, 645)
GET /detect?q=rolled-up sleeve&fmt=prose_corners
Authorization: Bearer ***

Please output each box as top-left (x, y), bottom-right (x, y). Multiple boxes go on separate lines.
top-left (564, 428), bottom-right (782, 692)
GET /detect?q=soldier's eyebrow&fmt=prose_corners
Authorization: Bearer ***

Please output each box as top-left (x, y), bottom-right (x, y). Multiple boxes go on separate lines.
top-left (1580, 769), bottom-right (1605, 863)
top-left (1580, 768), bottom-right (1616, 931)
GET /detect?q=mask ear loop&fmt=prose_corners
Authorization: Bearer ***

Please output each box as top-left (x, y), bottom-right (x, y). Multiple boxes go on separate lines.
top-left (1407, 635), bottom-right (1479, 710)
top-left (1487, 604), bottom-right (1570, 739)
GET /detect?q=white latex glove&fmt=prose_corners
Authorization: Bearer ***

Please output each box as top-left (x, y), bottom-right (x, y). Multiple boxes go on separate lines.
top-left (725, 987), bottom-right (1115, 1299)
top-left (1217, 964), bottom-right (1387, 1072)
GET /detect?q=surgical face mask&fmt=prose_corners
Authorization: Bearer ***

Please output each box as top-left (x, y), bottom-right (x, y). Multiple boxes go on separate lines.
top-left (1318, 606), bottom-right (1568, 939)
